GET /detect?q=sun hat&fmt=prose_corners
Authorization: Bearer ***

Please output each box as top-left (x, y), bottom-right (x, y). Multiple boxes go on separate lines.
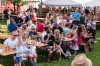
top-left (71, 54), bottom-right (92, 66)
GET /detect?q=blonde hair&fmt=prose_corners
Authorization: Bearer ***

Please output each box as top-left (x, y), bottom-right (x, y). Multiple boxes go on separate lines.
top-left (17, 38), bottom-right (22, 45)
top-left (54, 29), bottom-right (61, 41)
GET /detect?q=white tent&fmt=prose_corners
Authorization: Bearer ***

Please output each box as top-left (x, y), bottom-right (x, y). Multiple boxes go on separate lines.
top-left (43, 0), bottom-right (82, 6)
top-left (83, 0), bottom-right (100, 6)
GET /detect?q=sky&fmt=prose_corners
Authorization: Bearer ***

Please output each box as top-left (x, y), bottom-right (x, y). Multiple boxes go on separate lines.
top-left (73, 0), bottom-right (92, 4)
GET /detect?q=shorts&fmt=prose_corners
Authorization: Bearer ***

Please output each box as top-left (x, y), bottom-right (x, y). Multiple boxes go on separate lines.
top-left (16, 56), bottom-right (22, 64)
top-left (30, 54), bottom-right (37, 59)
top-left (89, 38), bottom-right (95, 43)
top-left (45, 46), bottom-right (58, 52)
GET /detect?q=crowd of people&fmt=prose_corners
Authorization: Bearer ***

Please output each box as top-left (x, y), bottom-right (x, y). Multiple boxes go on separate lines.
top-left (3, 7), bottom-right (96, 66)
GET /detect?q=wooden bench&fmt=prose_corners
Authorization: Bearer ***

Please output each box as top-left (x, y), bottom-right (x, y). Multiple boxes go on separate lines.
top-left (79, 43), bottom-right (89, 53)
top-left (0, 29), bottom-right (7, 33)
top-left (22, 58), bottom-right (27, 66)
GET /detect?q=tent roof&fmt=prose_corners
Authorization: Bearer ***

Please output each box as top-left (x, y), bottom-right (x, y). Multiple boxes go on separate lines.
top-left (43, 0), bottom-right (82, 6)
top-left (83, 0), bottom-right (100, 6)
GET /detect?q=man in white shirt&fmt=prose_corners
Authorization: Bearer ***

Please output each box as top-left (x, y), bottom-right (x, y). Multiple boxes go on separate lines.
top-left (4, 22), bottom-right (19, 66)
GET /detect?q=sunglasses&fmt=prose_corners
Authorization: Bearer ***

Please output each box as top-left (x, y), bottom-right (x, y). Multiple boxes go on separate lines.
top-left (13, 34), bottom-right (20, 36)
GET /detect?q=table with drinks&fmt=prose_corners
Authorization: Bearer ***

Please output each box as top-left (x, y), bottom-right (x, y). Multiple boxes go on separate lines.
top-left (0, 44), bottom-right (17, 63)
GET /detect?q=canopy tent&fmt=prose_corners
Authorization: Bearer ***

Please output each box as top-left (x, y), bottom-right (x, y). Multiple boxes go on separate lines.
top-left (83, 0), bottom-right (100, 6)
top-left (43, 0), bottom-right (82, 6)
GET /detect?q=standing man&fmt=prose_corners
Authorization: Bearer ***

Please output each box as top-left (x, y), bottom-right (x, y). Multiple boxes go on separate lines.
top-left (14, 13), bottom-right (23, 27)
top-left (72, 9), bottom-right (80, 25)
top-left (6, 7), bottom-right (12, 25)
top-left (4, 22), bottom-right (19, 66)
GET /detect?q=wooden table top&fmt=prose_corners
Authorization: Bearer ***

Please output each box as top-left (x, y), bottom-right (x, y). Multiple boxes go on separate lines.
top-left (0, 50), bottom-right (16, 56)
top-left (0, 44), bottom-right (16, 56)
top-left (94, 21), bottom-right (100, 23)
top-left (37, 18), bottom-right (45, 20)
top-left (62, 38), bottom-right (72, 42)
top-left (0, 34), bottom-right (10, 39)
top-left (35, 43), bottom-right (48, 47)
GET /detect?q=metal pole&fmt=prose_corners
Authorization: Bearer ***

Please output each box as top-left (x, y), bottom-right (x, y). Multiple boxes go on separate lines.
top-left (1, 0), bottom-right (4, 20)
top-left (40, 0), bottom-right (42, 17)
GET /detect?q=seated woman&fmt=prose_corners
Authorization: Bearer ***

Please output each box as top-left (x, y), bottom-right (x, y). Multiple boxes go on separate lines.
top-left (44, 30), bottom-right (61, 63)
top-left (54, 29), bottom-right (69, 60)
top-left (77, 26), bottom-right (86, 44)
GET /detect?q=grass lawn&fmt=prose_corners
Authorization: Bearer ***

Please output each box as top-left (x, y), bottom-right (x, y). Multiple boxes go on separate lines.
top-left (0, 20), bottom-right (100, 66)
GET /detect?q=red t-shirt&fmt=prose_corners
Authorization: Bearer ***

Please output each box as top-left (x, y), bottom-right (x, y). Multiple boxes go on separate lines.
top-left (37, 23), bottom-right (44, 32)
top-left (31, 13), bottom-right (37, 22)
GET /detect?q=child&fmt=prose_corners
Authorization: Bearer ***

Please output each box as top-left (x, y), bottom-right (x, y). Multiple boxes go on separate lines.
top-left (70, 30), bottom-right (79, 56)
top-left (29, 40), bottom-right (37, 66)
top-left (16, 38), bottom-right (23, 66)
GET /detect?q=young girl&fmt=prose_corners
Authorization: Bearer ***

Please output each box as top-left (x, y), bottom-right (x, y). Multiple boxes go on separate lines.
top-left (29, 40), bottom-right (37, 66)
top-left (70, 30), bottom-right (79, 56)
top-left (16, 37), bottom-right (23, 66)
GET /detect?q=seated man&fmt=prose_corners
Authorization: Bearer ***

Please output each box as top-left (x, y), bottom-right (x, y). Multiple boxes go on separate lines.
top-left (4, 22), bottom-right (19, 66)
top-left (44, 30), bottom-right (61, 63)
top-left (86, 23), bottom-right (95, 52)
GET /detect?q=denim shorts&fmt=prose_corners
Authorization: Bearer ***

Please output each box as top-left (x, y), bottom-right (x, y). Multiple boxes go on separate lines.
top-left (16, 56), bottom-right (22, 64)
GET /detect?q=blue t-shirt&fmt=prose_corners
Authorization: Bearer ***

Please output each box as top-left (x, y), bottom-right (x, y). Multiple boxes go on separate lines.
top-left (72, 12), bottom-right (80, 20)
top-left (16, 46), bottom-right (23, 57)
top-left (63, 28), bottom-right (72, 37)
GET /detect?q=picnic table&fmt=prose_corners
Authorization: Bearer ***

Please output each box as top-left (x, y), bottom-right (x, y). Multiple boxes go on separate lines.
top-left (62, 38), bottom-right (72, 51)
top-left (0, 44), bottom-right (16, 56)
top-left (37, 18), bottom-right (45, 20)
top-left (35, 42), bottom-right (48, 47)
top-left (94, 21), bottom-right (100, 26)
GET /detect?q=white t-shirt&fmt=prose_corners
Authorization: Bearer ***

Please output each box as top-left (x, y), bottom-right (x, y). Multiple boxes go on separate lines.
top-left (30, 46), bottom-right (36, 56)
top-left (41, 31), bottom-right (47, 42)
top-left (4, 38), bottom-right (18, 49)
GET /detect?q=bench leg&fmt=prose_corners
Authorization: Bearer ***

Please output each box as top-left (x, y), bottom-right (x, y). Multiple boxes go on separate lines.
top-left (84, 45), bottom-right (89, 53)
top-left (22, 61), bottom-right (25, 66)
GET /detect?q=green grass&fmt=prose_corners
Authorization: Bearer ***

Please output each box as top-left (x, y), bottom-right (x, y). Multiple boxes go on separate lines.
top-left (0, 20), bottom-right (100, 66)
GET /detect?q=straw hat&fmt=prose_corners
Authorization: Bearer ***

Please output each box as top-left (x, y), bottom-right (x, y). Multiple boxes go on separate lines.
top-left (71, 54), bottom-right (92, 66)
